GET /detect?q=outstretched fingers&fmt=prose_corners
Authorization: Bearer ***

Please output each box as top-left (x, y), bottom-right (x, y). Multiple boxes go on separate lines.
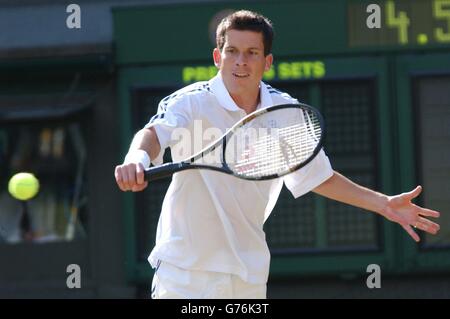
top-left (402, 224), bottom-right (420, 242)
top-left (416, 204), bottom-right (441, 218)
top-left (415, 216), bottom-right (440, 235)
top-left (403, 185), bottom-right (422, 201)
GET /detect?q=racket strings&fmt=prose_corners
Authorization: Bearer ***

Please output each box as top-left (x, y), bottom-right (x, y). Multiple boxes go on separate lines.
top-left (252, 125), bottom-right (314, 162)
top-left (228, 112), bottom-right (322, 178)
top-left (237, 128), bottom-right (316, 175)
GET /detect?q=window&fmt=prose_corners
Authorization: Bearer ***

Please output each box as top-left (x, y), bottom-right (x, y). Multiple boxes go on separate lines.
top-left (264, 80), bottom-right (380, 253)
top-left (413, 76), bottom-right (450, 248)
top-left (0, 105), bottom-right (89, 244)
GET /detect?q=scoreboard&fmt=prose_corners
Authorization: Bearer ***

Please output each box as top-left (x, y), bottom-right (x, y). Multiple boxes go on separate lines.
top-left (349, 0), bottom-right (450, 47)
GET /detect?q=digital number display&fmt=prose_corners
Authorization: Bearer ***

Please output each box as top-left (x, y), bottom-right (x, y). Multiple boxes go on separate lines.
top-left (348, 0), bottom-right (450, 47)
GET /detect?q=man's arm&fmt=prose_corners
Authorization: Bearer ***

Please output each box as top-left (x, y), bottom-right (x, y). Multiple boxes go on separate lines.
top-left (115, 127), bottom-right (161, 192)
top-left (313, 171), bottom-right (440, 242)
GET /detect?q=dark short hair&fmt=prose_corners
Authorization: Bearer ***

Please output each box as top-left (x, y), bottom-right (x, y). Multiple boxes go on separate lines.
top-left (216, 10), bottom-right (274, 56)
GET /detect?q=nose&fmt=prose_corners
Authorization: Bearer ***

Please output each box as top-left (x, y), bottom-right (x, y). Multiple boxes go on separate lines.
top-left (235, 52), bottom-right (247, 66)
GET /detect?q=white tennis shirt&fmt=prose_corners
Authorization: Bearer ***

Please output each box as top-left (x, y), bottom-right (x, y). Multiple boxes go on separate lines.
top-left (145, 74), bottom-right (333, 284)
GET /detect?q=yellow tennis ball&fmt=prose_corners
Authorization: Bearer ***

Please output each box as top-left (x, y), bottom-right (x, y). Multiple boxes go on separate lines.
top-left (8, 173), bottom-right (40, 201)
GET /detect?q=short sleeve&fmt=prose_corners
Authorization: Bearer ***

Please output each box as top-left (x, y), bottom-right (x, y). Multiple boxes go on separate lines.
top-left (283, 149), bottom-right (334, 199)
top-left (144, 94), bottom-right (193, 165)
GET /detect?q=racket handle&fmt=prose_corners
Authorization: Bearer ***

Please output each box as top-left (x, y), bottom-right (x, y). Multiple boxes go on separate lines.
top-left (144, 162), bottom-right (190, 181)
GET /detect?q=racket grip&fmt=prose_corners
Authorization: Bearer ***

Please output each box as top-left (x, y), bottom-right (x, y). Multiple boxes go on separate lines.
top-left (144, 162), bottom-right (189, 181)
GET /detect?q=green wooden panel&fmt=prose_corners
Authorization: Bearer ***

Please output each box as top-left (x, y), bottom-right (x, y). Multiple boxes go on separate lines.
top-left (395, 52), bottom-right (450, 271)
top-left (270, 253), bottom-right (388, 277)
top-left (113, 0), bottom-right (450, 66)
top-left (112, 0), bottom-right (348, 64)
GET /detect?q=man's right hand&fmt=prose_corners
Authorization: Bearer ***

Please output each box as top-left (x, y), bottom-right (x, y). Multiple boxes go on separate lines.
top-left (114, 127), bottom-right (160, 192)
top-left (115, 162), bottom-right (148, 192)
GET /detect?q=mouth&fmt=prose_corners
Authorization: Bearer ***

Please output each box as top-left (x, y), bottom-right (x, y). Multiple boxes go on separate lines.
top-left (232, 72), bottom-right (250, 78)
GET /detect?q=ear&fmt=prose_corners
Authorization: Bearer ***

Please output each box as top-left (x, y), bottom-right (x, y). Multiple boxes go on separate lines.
top-left (213, 48), bottom-right (222, 68)
top-left (264, 54), bottom-right (273, 72)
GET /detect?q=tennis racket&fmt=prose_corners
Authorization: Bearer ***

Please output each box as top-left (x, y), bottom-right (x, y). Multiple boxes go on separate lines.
top-left (144, 103), bottom-right (325, 181)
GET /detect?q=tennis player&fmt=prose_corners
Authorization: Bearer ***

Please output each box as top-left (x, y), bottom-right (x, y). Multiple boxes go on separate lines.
top-left (114, 10), bottom-right (440, 299)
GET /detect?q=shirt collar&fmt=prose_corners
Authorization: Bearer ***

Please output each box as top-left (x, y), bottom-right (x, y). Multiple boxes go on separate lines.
top-left (209, 73), bottom-right (274, 112)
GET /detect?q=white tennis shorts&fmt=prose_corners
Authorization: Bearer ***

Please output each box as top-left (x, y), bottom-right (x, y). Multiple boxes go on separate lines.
top-left (151, 260), bottom-right (266, 299)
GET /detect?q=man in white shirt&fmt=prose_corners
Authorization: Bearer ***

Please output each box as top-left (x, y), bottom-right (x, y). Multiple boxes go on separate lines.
top-left (115, 10), bottom-right (440, 299)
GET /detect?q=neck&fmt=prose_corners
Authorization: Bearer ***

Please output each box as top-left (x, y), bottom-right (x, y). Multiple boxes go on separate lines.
top-left (230, 90), bottom-right (260, 114)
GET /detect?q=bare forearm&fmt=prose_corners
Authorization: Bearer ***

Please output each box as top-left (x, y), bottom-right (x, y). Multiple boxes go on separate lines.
top-left (313, 171), bottom-right (388, 215)
top-left (128, 127), bottom-right (161, 161)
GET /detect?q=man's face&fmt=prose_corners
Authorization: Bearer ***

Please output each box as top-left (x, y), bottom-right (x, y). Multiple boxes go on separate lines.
top-left (213, 29), bottom-right (273, 97)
